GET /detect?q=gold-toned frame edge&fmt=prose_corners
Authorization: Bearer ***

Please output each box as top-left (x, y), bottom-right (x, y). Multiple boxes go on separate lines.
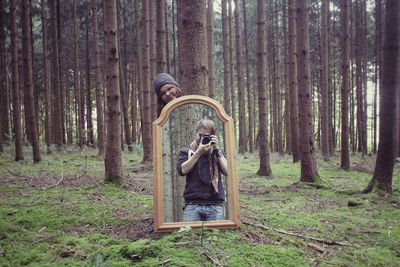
top-left (152, 95), bottom-right (241, 232)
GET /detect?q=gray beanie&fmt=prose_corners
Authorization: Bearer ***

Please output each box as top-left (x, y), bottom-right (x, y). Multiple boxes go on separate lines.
top-left (152, 73), bottom-right (179, 95)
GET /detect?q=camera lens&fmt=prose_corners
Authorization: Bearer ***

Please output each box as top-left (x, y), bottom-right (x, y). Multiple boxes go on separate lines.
top-left (202, 134), bottom-right (211, 145)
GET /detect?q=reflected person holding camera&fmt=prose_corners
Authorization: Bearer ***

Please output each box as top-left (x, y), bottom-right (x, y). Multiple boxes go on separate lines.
top-left (177, 119), bottom-right (228, 222)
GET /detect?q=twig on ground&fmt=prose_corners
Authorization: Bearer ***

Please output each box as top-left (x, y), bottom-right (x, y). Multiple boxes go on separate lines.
top-left (308, 243), bottom-right (325, 253)
top-left (242, 218), bottom-right (352, 246)
top-left (199, 249), bottom-right (223, 267)
top-left (6, 168), bottom-right (27, 178)
top-left (160, 259), bottom-right (171, 266)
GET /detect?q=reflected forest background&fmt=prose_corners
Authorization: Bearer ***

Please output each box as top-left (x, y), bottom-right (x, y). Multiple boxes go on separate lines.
top-left (0, 0), bottom-right (399, 266)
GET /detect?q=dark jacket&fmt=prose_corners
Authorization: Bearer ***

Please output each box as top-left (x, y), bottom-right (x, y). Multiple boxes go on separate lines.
top-left (177, 147), bottom-right (225, 205)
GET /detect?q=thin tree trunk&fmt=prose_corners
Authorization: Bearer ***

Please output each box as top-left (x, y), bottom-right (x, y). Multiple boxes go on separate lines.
top-left (234, 0), bottom-right (247, 153)
top-left (296, 0), bottom-right (317, 182)
top-left (149, 0), bottom-right (156, 121)
top-left (51, 0), bottom-right (63, 148)
top-left (257, 0), bottom-right (271, 176)
top-left (104, 0), bottom-right (122, 182)
top-left (73, 0), bottom-right (83, 149)
top-left (364, 0), bottom-right (399, 194)
top-left (0, 0), bottom-right (8, 144)
top-left (229, 0), bottom-right (237, 134)
top-left (242, 0), bottom-right (253, 152)
top-left (320, 0), bottom-right (330, 160)
top-left (288, 0), bottom-right (300, 162)
top-left (222, 0), bottom-right (232, 116)
top-left (85, 8), bottom-right (94, 147)
top-left (41, 0), bottom-right (52, 152)
top-left (207, 0), bottom-right (215, 98)
top-left (340, 0), bottom-right (350, 170)
top-left (141, 0), bottom-right (152, 163)
top-left (22, 0), bottom-right (41, 163)
top-left (10, 0), bottom-right (24, 161)
top-left (156, 0), bottom-right (167, 73)
top-left (92, 0), bottom-right (105, 155)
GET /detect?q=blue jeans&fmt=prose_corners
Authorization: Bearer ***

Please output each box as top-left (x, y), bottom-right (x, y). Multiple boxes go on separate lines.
top-left (183, 204), bottom-right (224, 222)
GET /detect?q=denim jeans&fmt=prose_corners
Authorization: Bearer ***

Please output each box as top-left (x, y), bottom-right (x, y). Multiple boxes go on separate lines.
top-left (183, 204), bottom-right (224, 222)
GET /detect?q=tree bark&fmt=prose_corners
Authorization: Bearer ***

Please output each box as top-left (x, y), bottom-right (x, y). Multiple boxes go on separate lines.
top-left (257, 0), bottom-right (272, 176)
top-left (51, 0), bottom-right (63, 148)
top-left (222, 0), bottom-right (232, 116)
top-left (156, 0), bottom-right (167, 73)
top-left (178, 0), bottom-right (208, 95)
top-left (10, 0), bottom-right (24, 161)
top-left (296, 0), bottom-right (317, 182)
top-left (288, 0), bottom-right (300, 162)
top-left (85, 8), bottom-right (94, 147)
top-left (104, 0), bottom-right (122, 182)
top-left (92, 0), bottom-right (105, 155)
top-left (0, 0), bottom-right (8, 144)
top-left (320, 0), bottom-right (330, 160)
top-left (364, 0), bottom-right (399, 194)
top-left (340, 0), bottom-right (350, 170)
top-left (242, 0), bottom-right (253, 153)
top-left (207, 0), bottom-right (215, 98)
top-left (234, 0), bottom-right (247, 153)
top-left (141, 0), bottom-right (152, 163)
top-left (22, 0), bottom-right (41, 163)
top-left (73, 0), bottom-right (83, 149)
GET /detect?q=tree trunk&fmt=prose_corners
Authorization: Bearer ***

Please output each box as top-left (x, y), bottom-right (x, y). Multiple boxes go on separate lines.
top-left (104, 0), bottom-right (122, 182)
top-left (73, 0), bottom-right (83, 149)
top-left (296, 0), bottom-right (317, 182)
top-left (10, 0), bottom-right (24, 161)
top-left (222, 0), bottom-right (232, 116)
top-left (229, 0), bottom-right (237, 135)
top-left (242, 0), bottom-right (253, 153)
top-left (149, 0), bottom-right (157, 122)
top-left (207, 0), bottom-right (215, 98)
top-left (364, 0), bottom-right (399, 194)
top-left (178, 0), bottom-right (208, 95)
top-left (92, 0), bottom-right (105, 155)
top-left (85, 9), bottom-right (94, 147)
top-left (22, 0), bottom-right (41, 163)
top-left (340, 0), bottom-right (350, 170)
top-left (320, 0), bottom-right (330, 160)
top-left (141, 0), bottom-right (152, 163)
top-left (234, 0), bottom-right (247, 154)
top-left (41, 0), bottom-right (52, 152)
top-left (0, 0), bottom-right (8, 144)
top-left (51, 0), bottom-right (63, 148)
top-left (288, 0), bottom-right (300, 162)
top-left (156, 0), bottom-right (167, 73)
top-left (257, 0), bottom-right (272, 176)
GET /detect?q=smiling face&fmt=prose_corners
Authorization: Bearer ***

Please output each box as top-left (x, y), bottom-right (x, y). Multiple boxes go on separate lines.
top-left (159, 84), bottom-right (179, 103)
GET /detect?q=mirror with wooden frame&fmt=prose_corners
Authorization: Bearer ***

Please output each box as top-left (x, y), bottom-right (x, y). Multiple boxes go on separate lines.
top-left (152, 95), bottom-right (240, 232)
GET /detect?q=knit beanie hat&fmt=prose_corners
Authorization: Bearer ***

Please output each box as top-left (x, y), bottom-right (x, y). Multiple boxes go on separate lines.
top-left (152, 73), bottom-right (180, 95)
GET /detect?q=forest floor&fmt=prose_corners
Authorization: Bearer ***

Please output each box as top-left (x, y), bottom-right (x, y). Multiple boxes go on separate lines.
top-left (0, 145), bottom-right (399, 266)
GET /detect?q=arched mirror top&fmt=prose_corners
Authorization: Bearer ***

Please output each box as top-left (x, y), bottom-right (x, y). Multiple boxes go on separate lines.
top-left (153, 95), bottom-right (232, 127)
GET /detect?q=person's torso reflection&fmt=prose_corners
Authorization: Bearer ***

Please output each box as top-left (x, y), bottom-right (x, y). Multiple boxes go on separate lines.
top-left (176, 119), bottom-right (228, 221)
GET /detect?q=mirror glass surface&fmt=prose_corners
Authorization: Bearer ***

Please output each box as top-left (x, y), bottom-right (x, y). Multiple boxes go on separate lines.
top-left (161, 104), bottom-right (229, 223)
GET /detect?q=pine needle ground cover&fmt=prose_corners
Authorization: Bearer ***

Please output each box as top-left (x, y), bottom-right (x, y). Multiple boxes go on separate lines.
top-left (0, 147), bottom-right (399, 266)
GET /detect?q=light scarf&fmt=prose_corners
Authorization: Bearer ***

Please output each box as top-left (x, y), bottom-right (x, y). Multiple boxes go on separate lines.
top-left (189, 140), bottom-right (219, 193)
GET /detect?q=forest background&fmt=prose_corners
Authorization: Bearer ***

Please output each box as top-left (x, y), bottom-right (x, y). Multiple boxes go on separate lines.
top-left (0, 0), bottom-right (399, 266)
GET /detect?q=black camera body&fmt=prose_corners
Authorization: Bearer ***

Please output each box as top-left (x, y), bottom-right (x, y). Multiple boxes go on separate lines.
top-left (202, 134), bottom-right (211, 145)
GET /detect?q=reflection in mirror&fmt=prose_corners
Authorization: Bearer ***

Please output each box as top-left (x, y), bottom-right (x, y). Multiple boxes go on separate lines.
top-left (162, 104), bottom-right (228, 223)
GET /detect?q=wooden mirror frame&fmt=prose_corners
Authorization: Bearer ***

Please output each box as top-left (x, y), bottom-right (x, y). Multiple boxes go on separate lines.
top-left (152, 95), bottom-right (241, 232)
